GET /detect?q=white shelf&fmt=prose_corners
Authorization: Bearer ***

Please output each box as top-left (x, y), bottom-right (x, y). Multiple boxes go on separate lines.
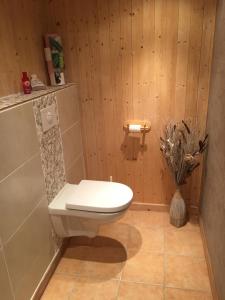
top-left (0, 83), bottom-right (77, 111)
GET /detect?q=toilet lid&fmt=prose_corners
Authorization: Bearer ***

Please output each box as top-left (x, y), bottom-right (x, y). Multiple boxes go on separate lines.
top-left (65, 180), bottom-right (133, 213)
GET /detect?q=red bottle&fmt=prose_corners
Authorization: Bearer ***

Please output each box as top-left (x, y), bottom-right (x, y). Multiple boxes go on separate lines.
top-left (22, 72), bottom-right (32, 94)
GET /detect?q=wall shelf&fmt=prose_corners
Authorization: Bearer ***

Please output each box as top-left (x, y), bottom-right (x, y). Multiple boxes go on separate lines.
top-left (0, 83), bottom-right (78, 112)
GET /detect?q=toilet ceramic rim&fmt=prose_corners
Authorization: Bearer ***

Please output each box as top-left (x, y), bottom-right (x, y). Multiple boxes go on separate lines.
top-left (49, 180), bottom-right (133, 214)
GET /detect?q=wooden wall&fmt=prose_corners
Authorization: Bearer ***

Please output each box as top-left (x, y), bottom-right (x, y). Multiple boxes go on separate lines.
top-left (48, 0), bottom-right (216, 208)
top-left (0, 0), bottom-right (48, 97)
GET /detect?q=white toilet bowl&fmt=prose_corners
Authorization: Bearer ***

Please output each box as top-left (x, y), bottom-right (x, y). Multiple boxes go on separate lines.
top-left (48, 180), bottom-right (133, 238)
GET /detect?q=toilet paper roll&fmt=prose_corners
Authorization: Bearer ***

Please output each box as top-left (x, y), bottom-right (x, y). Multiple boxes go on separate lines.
top-left (129, 124), bottom-right (141, 133)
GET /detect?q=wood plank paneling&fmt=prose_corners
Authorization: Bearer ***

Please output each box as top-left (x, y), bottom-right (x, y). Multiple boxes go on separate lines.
top-left (47, 0), bottom-right (217, 208)
top-left (0, 0), bottom-right (49, 97)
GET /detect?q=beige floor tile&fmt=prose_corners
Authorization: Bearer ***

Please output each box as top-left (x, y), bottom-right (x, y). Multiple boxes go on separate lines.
top-left (55, 246), bottom-right (87, 275)
top-left (82, 246), bottom-right (126, 279)
top-left (165, 287), bottom-right (213, 299)
top-left (127, 226), bottom-right (164, 256)
top-left (42, 211), bottom-right (212, 299)
top-left (41, 274), bottom-right (75, 300)
top-left (165, 255), bottom-right (211, 292)
top-left (56, 245), bottom-right (126, 280)
top-left (68, 277), bottom-right (119, 300)
top-left (98, 222), bottom-right (131, 247)
top-left (120, 210), bottom-right (167, 228)
top-left (165, 228), bottom-right (204, 257)
top-left (118, 282), bottom-right (164, 300)
top-left (122, 251), bottom-right (164, 284)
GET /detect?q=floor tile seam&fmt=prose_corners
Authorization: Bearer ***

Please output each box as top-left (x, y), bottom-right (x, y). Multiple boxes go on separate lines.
top-left (54, 270), bottom-right (121, 281)
top-left (63, 284), bottom-right (75, 300)
top-left (164, 251), bottom-right (205, 258)
top-left (115, 277), bottom-right (122, 300)
top-left (61, 247), bottom-right (205, 256)
top-left (126, 250), bottom-right (165, 256)
top-left (165, 284), bottom-right (212, 294)
top-left (136, 226), bottom-right (202, 233)
top-left (130, 225), bottom-right (166, 230)
top-left (164, 253), bottom-right (206, 259)
top-left (120, 278), bottom-right (164, 287)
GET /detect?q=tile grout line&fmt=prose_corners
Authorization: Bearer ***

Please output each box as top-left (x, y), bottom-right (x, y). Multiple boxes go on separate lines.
top-left (1, 247), bottom-right (16, 300)
top-left (53, 271), bottom-right (212, 295)
top-left (66, 153), bottom-right (85, 174)
top-left (0, 151), bottom-right (40, 185)
top-left (119, 279), bottom-right (164, 287)
top-left (165, 285), bottom-right (213, 294)
top-left (55, 270), bottom-right (165, 288)
top-left (61, 119), bottom-right (80, 135)
top-left (44, 211), bottom-right (210, 298)
top-left (116, 255), bottom-right (126, 299)
top-left (3, 194), bottom-right (47, 246)
top-left (116, 277), bottom-right (122, 300)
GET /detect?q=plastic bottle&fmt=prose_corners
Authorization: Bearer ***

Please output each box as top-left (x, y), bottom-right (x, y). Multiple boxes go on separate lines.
top-left (21, 72), bottom-right (32, 94)
top-left (30, 74), bottom-right (46, 91)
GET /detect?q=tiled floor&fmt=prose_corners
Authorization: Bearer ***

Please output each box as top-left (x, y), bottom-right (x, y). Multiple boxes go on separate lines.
top-left (41, 210), bottom-right (212, 299)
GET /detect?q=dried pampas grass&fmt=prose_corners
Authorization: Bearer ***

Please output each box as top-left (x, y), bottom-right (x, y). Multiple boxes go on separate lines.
top-left (160, 120), bottom-right (208, 186)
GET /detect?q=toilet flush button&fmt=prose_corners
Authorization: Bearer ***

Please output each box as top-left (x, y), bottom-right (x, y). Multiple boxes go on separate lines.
top-left (40, 104), bottom-right (58, 132)
top-left (46, 111), bottom-right (53, 124)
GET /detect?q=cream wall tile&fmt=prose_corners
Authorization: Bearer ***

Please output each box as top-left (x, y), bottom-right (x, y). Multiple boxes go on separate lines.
top-left (4, 198), bottom-right (55, 300)
top-left (66, 155), bottom-right (86, 184)
top-left (0, 154), bottom-right (45, 243)
top-left (0, 102), bottom-right (39, 181)
top-left (57, 85), bottom-right (80, 133)
top-left (62, 123), bottom-right (83, 172)
top-left (0, 249), bottom-right (14, 300)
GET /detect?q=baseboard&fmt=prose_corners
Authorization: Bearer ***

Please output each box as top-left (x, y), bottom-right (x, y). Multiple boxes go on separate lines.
top-left (31, 238), bottom-right (69, 300)
top-left (130, 201), bottom-right (199, 216)
top-left (130, 201), bottom-right (169, 212)
top-left (199, 217), bottom-right (219, 300)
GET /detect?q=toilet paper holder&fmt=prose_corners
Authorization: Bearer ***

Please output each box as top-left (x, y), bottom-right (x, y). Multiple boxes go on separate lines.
top-left (123, 120), bottom-right (151, 134)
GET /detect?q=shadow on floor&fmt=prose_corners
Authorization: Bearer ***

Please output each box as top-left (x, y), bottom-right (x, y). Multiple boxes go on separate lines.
top-left (63, 223), bottom-right (142, 264)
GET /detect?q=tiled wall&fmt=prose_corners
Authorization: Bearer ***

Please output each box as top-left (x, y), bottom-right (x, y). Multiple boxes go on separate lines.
top-left (201, 1), bottom-right (225, 299)
top-left (57, 85), bottom-right (86, 184)
top-left (0, 85), bottom-right (85, 299)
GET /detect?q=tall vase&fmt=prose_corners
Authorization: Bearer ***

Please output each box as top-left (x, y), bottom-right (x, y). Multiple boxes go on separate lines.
top-left (170, 188), bottom-right (187, 228)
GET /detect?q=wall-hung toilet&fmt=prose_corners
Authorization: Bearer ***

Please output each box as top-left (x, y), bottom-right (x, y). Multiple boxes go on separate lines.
top-left (48, 180), bottom-right (133, 238)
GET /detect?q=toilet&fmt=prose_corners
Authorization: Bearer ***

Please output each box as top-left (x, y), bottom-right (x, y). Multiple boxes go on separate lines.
top-left (48, 180), bottom-right (133, 238)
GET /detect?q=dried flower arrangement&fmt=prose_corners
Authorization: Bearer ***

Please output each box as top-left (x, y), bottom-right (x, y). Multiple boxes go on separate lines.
top-left (160, 121), bottom-right (208, 227)
top-left (160, 120), bottom-right (208, 186)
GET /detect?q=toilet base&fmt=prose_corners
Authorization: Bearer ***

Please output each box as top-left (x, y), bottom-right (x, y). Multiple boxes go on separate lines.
top-left (50, 210), bottom-right (126, 238)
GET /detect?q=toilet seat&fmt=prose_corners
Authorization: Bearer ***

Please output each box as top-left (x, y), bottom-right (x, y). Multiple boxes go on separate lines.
top-left (49, 180), bottom-right (133, 215)
top-left (48, 180), bottom-right (133, 238)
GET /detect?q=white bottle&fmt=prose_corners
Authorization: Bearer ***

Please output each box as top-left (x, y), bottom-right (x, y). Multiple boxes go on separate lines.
top-left (31, 74), bottom-right (46, 91)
